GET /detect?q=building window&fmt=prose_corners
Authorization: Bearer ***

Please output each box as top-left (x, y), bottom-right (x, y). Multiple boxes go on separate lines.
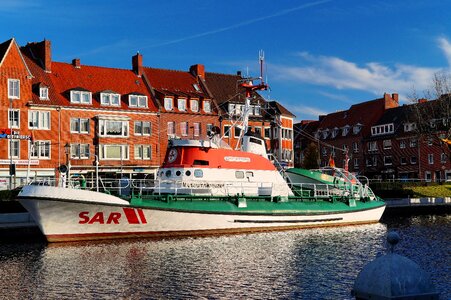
top-left (206, 124), bottom-right (213, 134)
top-left (371, 123), bottom-right (394, 136)
top-left (368, 141), bottom-right (377, 152)
top-left (134, 121), bottom-right (151, 136)
top-left (400, 140), bottom-right (406, 149)
top-left (354, 158), bottom-right (359, 169)
top-left (30, 141), bottom-right (50, 159)
top-left (129, 94), bottom-right (147, 108)
top-left (322, 147), bottom-right (327, 156)
top-left (190, 99), bottom-right (199, 112)
top-left (255, 127), bottom-right (262, 137)
top-left (411, 156), bottom-right (417, 164)
top-left (99, 144), bottom-right (129, 160)
top-left (322, 129), bottom-right (329, 139)
top-left (264, 127), bottom-right (271, 139)
top-left (70, 118), bottom-right (90, 134)
top-left (425, 171), bottom-right (432, 182)
top-left (331, 127), bottom-right (339, 138)
top-left (101, 92), bottom-right (120, 106)
top-left (181, 122), bottom-right (188, 136)
top-left (234, 127), bottom-right (242, 138)
top-left (29, 111), bottom-right (50, 130)
top-left (70, 143), bottom-right (90, 159)
top-left (193, 122), bottom-right (200, 137)
top-left (39, 87), bottom-right (49, 100)
top-left (342, 126), bottom-right (350, 136)
top-left (353, 124), bottom-right (362, 135)
top-left (254, 105), bottom-right (261, 115)
top-left (203, 100), bottom-right (211, 113)
top-left (428, 154), bottom-right (434, 164)
top-left (135, 145), bottom-right (151, 160)
top-left (384, 156), bottom-right (393, 166)
top-left (99, 120), bottom-right (128, 137)
top-left (228, 103), bottom-right (236, 115)
top-left (8, 109), bottom-right (20, 129)
top-left (8, 79), bottom-right (20, 99)
top-left (383, 139), bottom-right (392, 149)
top-left (167, 122), bottom-right (175, 136)
top-left (441, 153), bottom-right (447, 164)
top-left (410, 139), bottom-right (417, 148)
top-left (400, 157), bottom-right (407, 165)
top-left (164, 97), bottom-right (173, 111)
top-left (9, 140), bottom-right (20, 158)
top-left (352, 142), bottom-right (359, 153)
top-left (223, 125), bottom-right (231, 137)
top-left (404, 123), bottom-right (417, 132)
top-left (70, 90), bottom-right (91, 104)
top-left (178, 98), bottom-right (187, 111)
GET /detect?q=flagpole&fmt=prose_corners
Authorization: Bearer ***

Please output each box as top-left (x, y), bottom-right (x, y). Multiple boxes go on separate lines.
top-left (26, 131), bottom-right (34, 184)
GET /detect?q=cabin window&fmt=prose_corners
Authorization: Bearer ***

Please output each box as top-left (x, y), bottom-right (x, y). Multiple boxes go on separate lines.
top-left (249, 137), bottom-right (262, 145)
top-left (245, 171), bottom-right (254, 178)
top-left (193, 160), bottom-right (209, 166)
top-left (234, 127), bottom-right (242, 138)
top-left (235, 171), bottom-right (244, 179)
top-left (194, 169), bottom-right (203, 178)
top-left (223, 125), bottom-right (231, 137)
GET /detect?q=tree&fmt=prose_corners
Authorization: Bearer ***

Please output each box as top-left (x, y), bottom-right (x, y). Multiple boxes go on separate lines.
top-left (302, 142), bottom-right (320, 169)
top-left (409, 71), bottom-right (451, 160)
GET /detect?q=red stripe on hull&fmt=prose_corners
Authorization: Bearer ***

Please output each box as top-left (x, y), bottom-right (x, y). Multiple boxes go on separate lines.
top-left (122, 208), bottom-right (140, 224)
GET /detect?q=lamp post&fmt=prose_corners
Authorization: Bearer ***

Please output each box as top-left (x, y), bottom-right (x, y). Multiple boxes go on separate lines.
top-left (64, 143), bottom-right (70, 187)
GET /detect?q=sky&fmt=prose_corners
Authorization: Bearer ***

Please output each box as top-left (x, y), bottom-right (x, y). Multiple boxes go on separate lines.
top-left (3, 0), bottom-right (451, 121)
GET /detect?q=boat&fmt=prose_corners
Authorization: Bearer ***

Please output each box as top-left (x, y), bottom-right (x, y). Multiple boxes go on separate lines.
top-left (16, 63), bottom-right (386, 243)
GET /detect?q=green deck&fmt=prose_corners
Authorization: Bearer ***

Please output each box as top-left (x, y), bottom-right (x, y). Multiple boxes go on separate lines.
top-left (128, 194), bottom-right (385, 215)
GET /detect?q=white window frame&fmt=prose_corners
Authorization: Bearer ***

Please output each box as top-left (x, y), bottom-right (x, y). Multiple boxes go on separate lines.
top-left (70, 90), bottom-right (92, 104)
top-left (193, 122), bottom-right (200, 137)
top-left (39, 87), bottom-right (49, 100)
top-left (353, 124), bottom-right (362, 135)
top-left (428, 154), bottom-right (434, 164)
top-left (203, 100), bottom-right (211, 113)
top-left (99, 144), bottom-right (129, 160)
top-left (410, 139), bottom-right (417, 148)
top-left (425, 171), bottom-right (432, 182)
top-left (101, 92), bottom-right (120, 106)
top-left (368, 141), bottom-right (377, 152)
top-left (129, 94), bottom-right (147, 108)
top-left (134, 144), bottom-right (152, 160)
top-left (99, 119), bottom-right (129, 137)
top-left (352, 142), bottom-right (359, 153)
top-left (441, 153), bottom-right (447, 164)
top-left (167, 121), bottom-right (175, 136)
top-left (9, 139), bottom-right (20, 158)
top-left (383, 139), bottom-right (392, 149)
top-left (354, 158), bottom-right (359, 169)
top-left (254, 105), bottom-right (261, 116)
top-left (190, 99), bottom-right (199, 112)
top-left (29, 111), bottom-right (50, 130)
top-left (30, 140), bottom-right (51, 159)
top-left (8, 79), bottom-right (20, 99)
top-left (371, 123), bottom-right (394, 136)
top-left (134, 121), bottom-right (151, 136)
top-left (384, 156), bottom-right (393, 166)
top-left (70, 143), bottom-right (90, 159)
top-left (178, 98), bottom-right (187, 111)
top-left (181, 122), bottom-right (188, 136)
top-left (224, 125), bottom-right (231, 137)
top-left (164, 97), bottom-right (173, 111)
top-left (400, 140), bottom-right (406, 149)
top-left (70, 118), bottom-right (90, 134)
top-left (8, 109), bottom-right (20, 129)
top-left (342, 126), bottom-right (350, 136)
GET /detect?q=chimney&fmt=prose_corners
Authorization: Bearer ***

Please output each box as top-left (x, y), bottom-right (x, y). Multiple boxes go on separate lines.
top-left (392, 93), bottom-right (399, 103)
top-left (237, 71), bottom-right (242, 77)
top-left (72, 58), bottom-right (80, 68)
top-left (384, 92), bottom-right (399, 109)
top-left (132, 52), bottom-right (143, 76)
top-left (418, 98), bottom-right (428, 104)
top-left (25, 40), bottom-right (52, 72)
top-left (189, 64), bottom-right (205, 78)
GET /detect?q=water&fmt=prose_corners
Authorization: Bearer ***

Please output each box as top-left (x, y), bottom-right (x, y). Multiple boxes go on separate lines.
top-left (0, 214), bottom-right (449, 300)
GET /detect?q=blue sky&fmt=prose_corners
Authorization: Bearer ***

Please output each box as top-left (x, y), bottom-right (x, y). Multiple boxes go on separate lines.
top-left (3, 0), bottom-right (451, 121)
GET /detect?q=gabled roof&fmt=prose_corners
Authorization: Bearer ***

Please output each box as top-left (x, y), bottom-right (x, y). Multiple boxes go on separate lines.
top-left (22, 50), bottom-right (157, 111)
top-left (266, 101), bottom-right (295, 118)
top-left (143, 67), bottom-right (207, 98)
top-left (0, 39), bottom-right (13, 65)
top-left (1, 38), bottom-right (33, 77)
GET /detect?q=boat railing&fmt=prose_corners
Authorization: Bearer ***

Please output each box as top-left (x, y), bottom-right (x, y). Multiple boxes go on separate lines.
top-left (288, 180), bottom-right (375, 200)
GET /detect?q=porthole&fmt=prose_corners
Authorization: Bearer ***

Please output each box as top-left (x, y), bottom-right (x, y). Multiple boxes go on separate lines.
top-left (176, 170), bottom-right (181, 176)
top-left (194, 169), bottom-right (203, 178)
top-left (165, 170), bottom-right (172, 177)
top-left (185, 170), bottom-right (191, 176)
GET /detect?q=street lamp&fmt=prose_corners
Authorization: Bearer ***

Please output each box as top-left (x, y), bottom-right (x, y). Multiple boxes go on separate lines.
top-left (64, 142), bottom-right (71, 187)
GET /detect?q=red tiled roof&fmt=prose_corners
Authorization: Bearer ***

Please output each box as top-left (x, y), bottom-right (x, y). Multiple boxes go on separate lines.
top-left (21, 50), bottom-right (158, 111)
top-left (143, 67), bottom-right (207, 98)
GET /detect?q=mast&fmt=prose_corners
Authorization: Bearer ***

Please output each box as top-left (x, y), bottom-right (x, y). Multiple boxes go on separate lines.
top-left (236, 50), bottom-right (268, 149)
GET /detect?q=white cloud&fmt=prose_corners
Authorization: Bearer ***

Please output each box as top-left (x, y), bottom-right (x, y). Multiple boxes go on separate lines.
top-left (285, 103), bottom-right (327, 121)
top-left (270, 40), bottom-right (450, 101)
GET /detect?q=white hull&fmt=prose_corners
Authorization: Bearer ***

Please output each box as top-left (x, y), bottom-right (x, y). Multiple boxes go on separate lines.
top-left (18, 185), bottom-right (386, 242)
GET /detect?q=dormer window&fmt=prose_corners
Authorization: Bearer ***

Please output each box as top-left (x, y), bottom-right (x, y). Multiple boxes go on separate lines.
top-left (404, 122), bottom-right (417, 132)
top-left (193, 83), bottom-right (201, 92)
top-left (178, 98), bottom-right (187, 111)
top-left (322, 129), bottom-right (329, 139)
top-left (342, 125), bottom-right (350, 136)
top-left (371, 123), bottom-right (394, 136)
top-left (101, 92), bottom-right (120, 106)
top-left (70, 89), bottom-right (91, 104)
top-left (203, 100), bottom-right (211, 113)
top-left (353, 123), bottom-right (362, 135)
top-left (164, 97), bottom-right (173, 111)
top-left (314, 130), bottom-right (321, 139)
top-left (190, 99), bottom-right (199, 112)
top-left (331, 127), bottom-right (339, 138)
top-left (254, 105), bottom-right (261, 116)
top-left (39, 86), bottom-right (49, 100)
top-left (129, 94), bottom-right (147, 108)
top-left (8, 79), bottom-right (20, 99)
top-left (229, 104), bottom-right (236, 115)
